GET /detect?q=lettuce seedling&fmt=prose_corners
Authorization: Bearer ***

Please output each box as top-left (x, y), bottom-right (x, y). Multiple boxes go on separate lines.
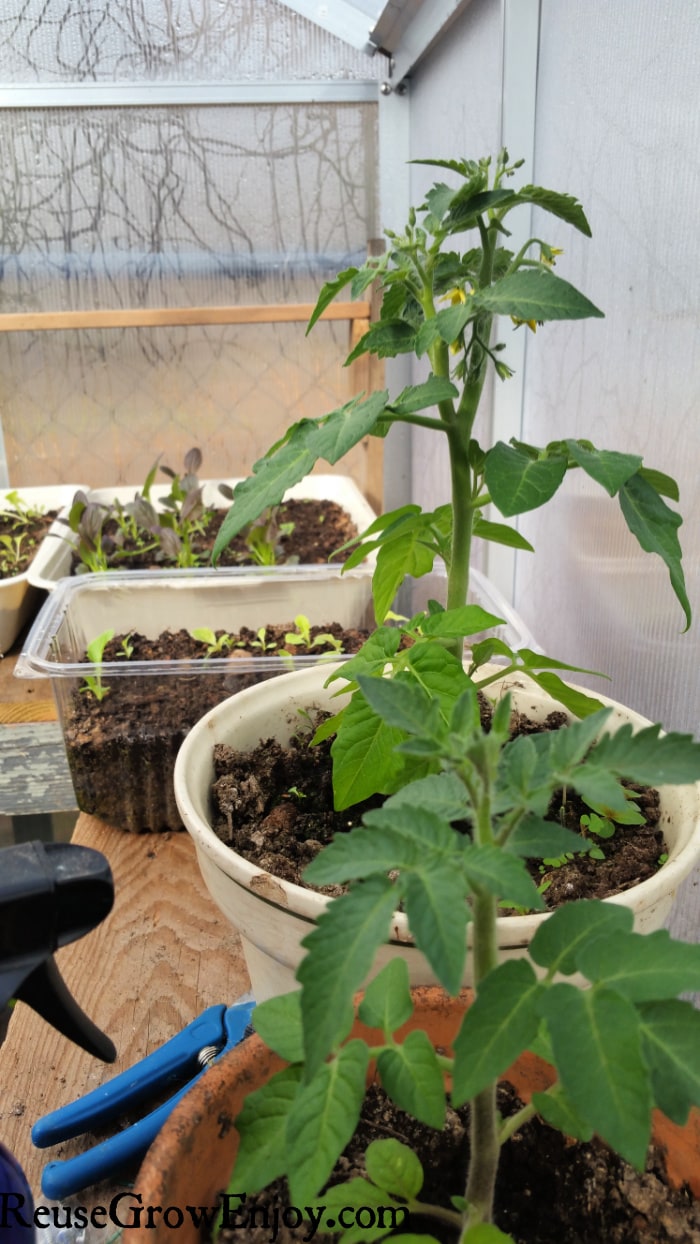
top-left (80, 630), bottom-right (114, 701)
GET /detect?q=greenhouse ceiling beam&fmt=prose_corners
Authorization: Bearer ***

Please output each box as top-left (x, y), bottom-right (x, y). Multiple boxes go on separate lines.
top-left (0, 81), bottom-right (378, 109)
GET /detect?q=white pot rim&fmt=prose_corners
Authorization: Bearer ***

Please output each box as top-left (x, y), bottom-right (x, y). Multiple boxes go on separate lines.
top-left (175, 661), bottom-right (700, 941)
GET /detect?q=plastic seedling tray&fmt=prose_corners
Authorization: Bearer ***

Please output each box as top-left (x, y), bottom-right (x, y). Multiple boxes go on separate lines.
top-left (16, 566), bottom-right (373, 833)
top-left (0, 485), bottom-right (86, 654)
top-left (27, 474), bottom-right (378, 591)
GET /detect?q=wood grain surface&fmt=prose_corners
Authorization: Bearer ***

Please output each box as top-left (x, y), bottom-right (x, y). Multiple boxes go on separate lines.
top-left (0, 814), bottom-right (250, 1207)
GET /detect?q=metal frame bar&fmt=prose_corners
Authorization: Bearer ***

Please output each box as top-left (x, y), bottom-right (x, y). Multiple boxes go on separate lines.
top-left (0, 81), bottom-right (378, 110)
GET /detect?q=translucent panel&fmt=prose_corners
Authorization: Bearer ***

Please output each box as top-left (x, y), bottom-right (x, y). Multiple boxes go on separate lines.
top-left (0, 319), bottom-right (376, 491)
top-left (0, 0), bottom-right (383, 84)
top-left (0, 104), bottom-right (378, 312)
top-left (512, 0), bottom-right (700, 737)
top-left (405, 0), bottom-right (502, 576)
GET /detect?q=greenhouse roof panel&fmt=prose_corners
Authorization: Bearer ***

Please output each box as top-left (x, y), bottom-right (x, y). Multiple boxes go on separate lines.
top-left (277, 0), bottom-right (424, 55)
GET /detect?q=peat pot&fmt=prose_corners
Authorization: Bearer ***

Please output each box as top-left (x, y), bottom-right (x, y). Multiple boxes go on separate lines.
top-left (174, 661), bottom-right (700, 999)
top-left (128, 986), bottom-right (700, 1244)
top-left (15, 568), bottom-right (373, 833)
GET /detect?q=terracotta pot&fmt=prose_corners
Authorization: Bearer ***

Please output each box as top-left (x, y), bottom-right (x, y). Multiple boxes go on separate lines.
top-left (174, 662), bottom-right (700, 999)
top-left (128, 987), bottom-right (700, 1244)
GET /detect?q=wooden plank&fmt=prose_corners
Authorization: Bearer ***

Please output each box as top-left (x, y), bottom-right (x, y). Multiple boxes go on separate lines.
top-left (0, 815), bottom-right (250, 1204)
top-left (0, 722), bottom-right (75, 815)
top-left (0, 302), bottom-right (370, 333)
top-left (0, 700), bottom-right (57, 724)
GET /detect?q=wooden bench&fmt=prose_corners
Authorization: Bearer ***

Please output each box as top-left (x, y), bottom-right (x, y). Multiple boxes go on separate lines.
top-left (0, 812), bottom-right (251, 1206)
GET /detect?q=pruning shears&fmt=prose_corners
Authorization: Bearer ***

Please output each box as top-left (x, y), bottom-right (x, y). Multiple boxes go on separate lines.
top-left (32, 999), bottom-right (255, 1200)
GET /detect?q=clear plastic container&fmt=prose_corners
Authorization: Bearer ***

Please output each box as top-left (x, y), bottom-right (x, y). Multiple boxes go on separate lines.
top-left (16, 567), bottom-right (373, 833)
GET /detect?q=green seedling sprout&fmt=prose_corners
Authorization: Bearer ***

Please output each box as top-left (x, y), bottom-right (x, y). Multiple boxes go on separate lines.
top-left (118, 633), bottom-right (135, 660)
top-left (283, 614), bottom-right (344, 654)
top-left (0, 533), bottom-right (32, 577)
top-left (189, 627), bottom-right (235, 657)
top-left (248, 627), bottom-right (278, 653)
top-left (80, 630), bottom-right (114, 701)
top-left (236, 506), bottom-right (297, 567)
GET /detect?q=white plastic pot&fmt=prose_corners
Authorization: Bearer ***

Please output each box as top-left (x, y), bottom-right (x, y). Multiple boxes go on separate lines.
top-left (0, 485), bottom-right (85, 654)
top-left (174, 662), bottom-right (700, 1001)
top-left (27, 474), bottom-right (378, 591)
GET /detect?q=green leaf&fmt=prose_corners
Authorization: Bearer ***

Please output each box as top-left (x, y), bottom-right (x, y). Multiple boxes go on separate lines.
top-left (365, 1138), bottom-right (425, 1199)
top-left (420, 605), bottom-right (506, 638)
top-left (331, 690), bottom-right (406, 809)
top-left (406, 641), bottom-right (472, 716)
top-left (511, 185), bottom-right (592, 236)
top-left (303, 823), bottom-right (420, 885)
top-left (403, 863), bottom-right (470, 993)
top-left (452, 960), bottom-right (544, 1105)
top-left (445, 188), bottom-right (517, 230)
top-left (578, 930), bottom-right (700, 1001)
top-left (538, 983), bottom-right (652, 1168)
top-left (588, 720), bottom-right (700, 786)
top-left (356, 672), bottom-right (439, 737)
top-left (430, 302), bottom-right (475, 345)
top-left (523, 706), bottom-right (608, 777)
top-left (484, 442), bottom-right (568, 517)
top-left (423, 181), bottom-right (458, 222)
top-left (637, 465), bottom-right (680, 502)
top-left (639, 999), bottom-right (700, 1123)
top-left (253, 991), bottom-right (304, 1063)
top-left (377, 1032), bottom-right (447, 1130)
top-left (532, 1085), bottom-right (594, 1142)
top-left (286, 1040), bottom-right (369, 1202)
top-left (529, 898), bottom-right (633, 976)
top-left (388, 375), bottom-right (458, 415)
top-left (474, 269), bottom-right (604, 321)
top-left (346, 319), bottom-right (416, 365)
top-left (524, 670), bottom-right (605, 718)
top-left (312, 1179), bottom-right (410, 1244)
top-left (306, 266), bottom-right (359, 333)
top-left (361, 802), bottom-right (458, 853)
top-left (326, 626), bottom-right (401, 684)
top-left (382, 772), bottom-right (469, 822)
top-left (298, 876), bottom-right (398, 1076)
top-left (231, 1065), bottom-right (302, 1193)
top-left (472, 516), bottom-right (535, 552)
top-left (462, 844), bottom-right (547, 911)
top-left (212, 390), bottom-right (388, 558)
top-left (358, 959), bottom-right (414, 1033)
top-left (504, 814), bottom-right (592, 860)
top-left (618, 472), bottom-right (691, 629)
top-left (372, 519), bottom-right (438, 622)
top-left (566, 441), bottom-right (642, 496)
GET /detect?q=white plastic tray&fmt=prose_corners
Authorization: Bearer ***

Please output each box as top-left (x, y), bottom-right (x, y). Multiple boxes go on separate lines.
top-left (27, 474), bottom-right (378, 592)
top-left (0, 485), bottom-right (87, 654)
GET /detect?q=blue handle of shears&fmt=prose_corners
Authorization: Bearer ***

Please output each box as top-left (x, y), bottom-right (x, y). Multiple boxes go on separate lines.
top-left (34, 1000), bottom-right (255, 1199)
top-left (33, 1004), bottom-right (229, 1147)
top-left (40, 1078), bottom-right (202, 1200)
